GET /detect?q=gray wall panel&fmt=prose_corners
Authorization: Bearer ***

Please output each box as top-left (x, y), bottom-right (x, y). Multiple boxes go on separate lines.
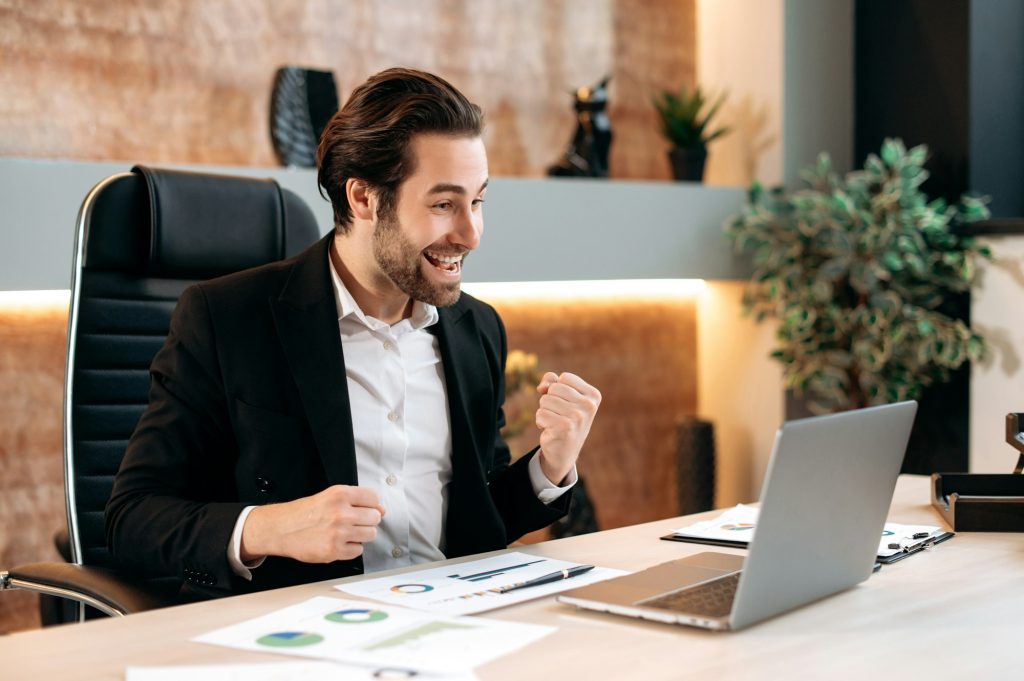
top-left (0, 158), bottom-right (748, 290)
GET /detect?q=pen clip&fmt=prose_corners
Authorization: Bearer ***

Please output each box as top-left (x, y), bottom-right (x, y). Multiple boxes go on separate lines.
top-left (902, 538), bottom-right (936, 554)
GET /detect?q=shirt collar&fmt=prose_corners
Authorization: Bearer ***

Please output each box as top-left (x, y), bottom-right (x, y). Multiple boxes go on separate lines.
top-left (328, 249), bottom-right (439, 331)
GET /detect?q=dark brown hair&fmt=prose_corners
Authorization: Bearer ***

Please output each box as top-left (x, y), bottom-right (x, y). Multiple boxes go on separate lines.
top-left (316, 68), bottom-right (484, 233)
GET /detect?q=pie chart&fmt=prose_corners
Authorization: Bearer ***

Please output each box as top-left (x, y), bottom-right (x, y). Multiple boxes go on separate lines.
top-left (390, 583), bottom-right (433, 593)
top-left (325, 608), bottom-right (389, 623)
top-left (256, 631), bottom-right (324, 647)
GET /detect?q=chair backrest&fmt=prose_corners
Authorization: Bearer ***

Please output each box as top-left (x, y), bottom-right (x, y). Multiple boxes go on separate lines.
top-left (65, 165), bottom-right (321, 569)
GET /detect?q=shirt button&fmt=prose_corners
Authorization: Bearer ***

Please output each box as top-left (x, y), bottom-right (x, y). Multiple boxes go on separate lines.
top-left (387, 411), bottom-right (399, 422)
top-left (386, 474), bottom-right (397, 486)
top-left (383, 340), bottom-right (393, 351)
top-left (392, 547), bottom-right (404, 558)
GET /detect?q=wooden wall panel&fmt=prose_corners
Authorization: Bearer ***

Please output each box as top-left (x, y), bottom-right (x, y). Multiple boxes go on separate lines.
top-left (0, 296), bottom-right (697, 631)
top-left (0, 303), bottom-right (66, 634)
top-left (493, 298), bottom-right (699, 532)
top-left (0, 0), bottom-right (695, 179)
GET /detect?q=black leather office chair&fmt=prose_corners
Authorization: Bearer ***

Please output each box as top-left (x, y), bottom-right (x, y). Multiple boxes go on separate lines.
top-left (0, 165), bottom-right (321, 621)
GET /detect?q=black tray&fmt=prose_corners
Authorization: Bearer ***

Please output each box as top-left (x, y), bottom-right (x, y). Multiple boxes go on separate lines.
top-left (931, 473), bottom-right (1024, 531)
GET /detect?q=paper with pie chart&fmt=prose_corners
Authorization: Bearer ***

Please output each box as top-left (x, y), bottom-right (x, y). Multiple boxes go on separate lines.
top-left (335, 551), bottom-right (627, 615)
top-left (671, 504), bottom-right (761, 542)
top-left (194, 596), bottom-right (552, 674)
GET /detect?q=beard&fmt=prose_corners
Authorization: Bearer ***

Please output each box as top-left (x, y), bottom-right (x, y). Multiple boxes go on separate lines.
top-left (372, 208), bottom-right (463, 308)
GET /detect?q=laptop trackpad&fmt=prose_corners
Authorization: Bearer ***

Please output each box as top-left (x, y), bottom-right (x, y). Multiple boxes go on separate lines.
top-left (563, 552), bottom-right (744, 606)
top-left (636, 552), bottom-right (744, 594)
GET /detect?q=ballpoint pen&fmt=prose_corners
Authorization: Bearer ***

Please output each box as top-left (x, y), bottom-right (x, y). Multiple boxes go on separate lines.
top-left (496, 565), bottom-right (595, 593)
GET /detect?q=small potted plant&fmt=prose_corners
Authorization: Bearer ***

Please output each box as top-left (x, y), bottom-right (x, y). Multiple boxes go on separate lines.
top-left (653, 85), bottom-right (729, 182)
top-left (725, 138), bottom-right (991, 414)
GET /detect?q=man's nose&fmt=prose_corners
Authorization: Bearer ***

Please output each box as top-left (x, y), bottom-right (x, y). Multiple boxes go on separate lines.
top-left (453, 209), bottom-right (482, 250)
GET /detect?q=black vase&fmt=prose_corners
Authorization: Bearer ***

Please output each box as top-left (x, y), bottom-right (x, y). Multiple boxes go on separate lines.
top-left (668, 147), bottom-right (708, 182)
top-left (270, 67), bottom-right (339, 167)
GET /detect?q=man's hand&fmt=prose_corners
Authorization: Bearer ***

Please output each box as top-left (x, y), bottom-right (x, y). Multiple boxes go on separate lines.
top-left (535, 372), bottom-right (601, 485)
top-left (240, 485), bottom-right (385, 564)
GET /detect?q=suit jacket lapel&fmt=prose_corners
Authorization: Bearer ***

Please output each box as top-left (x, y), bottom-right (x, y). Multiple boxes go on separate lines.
top-left (432, 302), bottom-right (486, 485)
top-left (269, 234), bottom-right (358, 486)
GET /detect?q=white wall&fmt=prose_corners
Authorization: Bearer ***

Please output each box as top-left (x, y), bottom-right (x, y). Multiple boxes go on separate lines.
top-left (697, 0), bottom-right (784, 188)
top-left (696, 0), bottom-right (784, 506)
top-left (699, 282), bottom-right (783, 505)
top-left (971, 236), bottom-right (1024, 472)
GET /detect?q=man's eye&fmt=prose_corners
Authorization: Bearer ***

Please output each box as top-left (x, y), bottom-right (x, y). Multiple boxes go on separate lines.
top-left (434, 201), bottom-right (453, 210)
top-left (472, 198), bottom-right (485, 208)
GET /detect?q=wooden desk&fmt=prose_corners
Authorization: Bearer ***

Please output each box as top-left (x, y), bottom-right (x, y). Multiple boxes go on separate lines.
top-left (3, 476), bottom-right (1021, 680)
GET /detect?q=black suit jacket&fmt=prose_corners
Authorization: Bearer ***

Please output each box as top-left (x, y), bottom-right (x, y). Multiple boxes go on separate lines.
top-left (106, 234), bottom-right (568, 598)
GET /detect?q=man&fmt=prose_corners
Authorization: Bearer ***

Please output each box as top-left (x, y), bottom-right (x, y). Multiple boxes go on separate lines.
top-left (106, 68), bottom-right (602, 598)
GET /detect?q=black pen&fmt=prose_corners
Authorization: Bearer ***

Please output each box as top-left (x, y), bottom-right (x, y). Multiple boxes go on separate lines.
top-left (496, 565), bottom-right (595, 593)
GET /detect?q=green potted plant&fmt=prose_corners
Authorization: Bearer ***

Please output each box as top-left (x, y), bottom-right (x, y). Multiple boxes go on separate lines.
top-left (653, 85), bottom-right (729, 182)
top-left (725, 138), bottom-right (992, 414)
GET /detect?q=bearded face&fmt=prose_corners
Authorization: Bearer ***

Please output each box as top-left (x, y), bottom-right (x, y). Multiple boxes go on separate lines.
top-left (372, 203), bottom-right (466, 308)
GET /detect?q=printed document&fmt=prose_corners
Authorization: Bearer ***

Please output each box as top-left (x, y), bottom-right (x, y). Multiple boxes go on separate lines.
top-left (336, 551), bottom-right (627, 615)
top-left (194, 595), bottom-right (552, 674)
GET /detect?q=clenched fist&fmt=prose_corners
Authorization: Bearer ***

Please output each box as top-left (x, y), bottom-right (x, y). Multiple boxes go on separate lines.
top-left (241, 485), bottom-right (386, 564)
top-left (535, 371), bottom-right (601, 485)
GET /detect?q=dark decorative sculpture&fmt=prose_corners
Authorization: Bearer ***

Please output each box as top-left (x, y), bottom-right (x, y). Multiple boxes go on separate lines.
top-left (270, 67), bottom-right (339, 167)
top-left (547, 76), bottom-right (612, 178)
top-left (677, 417), bottom-right (715, 515)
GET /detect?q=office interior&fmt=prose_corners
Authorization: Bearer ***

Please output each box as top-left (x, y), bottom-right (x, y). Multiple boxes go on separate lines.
top-left (1, 0), bottom-right (1022, 651)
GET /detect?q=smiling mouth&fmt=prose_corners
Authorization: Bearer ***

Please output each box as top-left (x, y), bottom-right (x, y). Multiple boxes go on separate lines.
top-left (423, 250), bottom-right (464, 274)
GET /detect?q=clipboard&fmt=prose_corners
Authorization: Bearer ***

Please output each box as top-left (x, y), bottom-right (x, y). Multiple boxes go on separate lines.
top-left (875, 531), bottom-right (955, 563)
top-left (659, 532), bottom-right (954, 561)
top-left (660, 528), bottom-right (955, 563)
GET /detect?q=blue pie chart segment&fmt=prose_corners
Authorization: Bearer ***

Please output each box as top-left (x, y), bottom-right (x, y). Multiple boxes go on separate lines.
top-left (256, 631), bottom-right (324, 647)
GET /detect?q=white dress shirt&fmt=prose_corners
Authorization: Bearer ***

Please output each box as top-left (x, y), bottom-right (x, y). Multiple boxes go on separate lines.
top-left (228, 252), bottom-right (576, 579)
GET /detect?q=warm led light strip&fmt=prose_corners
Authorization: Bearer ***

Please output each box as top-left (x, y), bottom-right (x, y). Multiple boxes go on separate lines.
top-left (0, 281), bottom-right (706, 308)
top-left (462, 279), bottom-right (706, 300)
top-left (0, 289), bottom-right (71, 308)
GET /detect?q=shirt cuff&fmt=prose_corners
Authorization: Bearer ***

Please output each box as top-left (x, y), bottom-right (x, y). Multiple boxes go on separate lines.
top-left (228, 505), bottom-right (266, 581)
top-left (527, 453), bottom-right (578, 505)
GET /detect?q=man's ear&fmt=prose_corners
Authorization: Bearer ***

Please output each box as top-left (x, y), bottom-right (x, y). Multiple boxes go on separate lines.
top-left (345, 179), bottom-right (376, 221)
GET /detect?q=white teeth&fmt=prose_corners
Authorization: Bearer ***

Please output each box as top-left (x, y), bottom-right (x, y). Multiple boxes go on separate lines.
top-left (426, 251), bottom-right (463, 264)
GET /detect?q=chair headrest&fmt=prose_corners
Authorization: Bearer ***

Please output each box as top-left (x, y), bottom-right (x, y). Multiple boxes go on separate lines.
top-left (133, 165), bottom-right (286, 277)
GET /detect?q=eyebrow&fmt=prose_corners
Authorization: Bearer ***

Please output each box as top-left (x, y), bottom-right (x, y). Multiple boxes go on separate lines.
top-left (426, 179), bottom-right (489, 196)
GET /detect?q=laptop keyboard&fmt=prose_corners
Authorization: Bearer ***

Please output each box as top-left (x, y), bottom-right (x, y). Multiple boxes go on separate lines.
top-left (637, 572), bottom-right (741, 618)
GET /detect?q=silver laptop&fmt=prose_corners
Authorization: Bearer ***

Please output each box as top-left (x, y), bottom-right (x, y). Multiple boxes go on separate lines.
top-left (557, 401), bottom-right (917, 631)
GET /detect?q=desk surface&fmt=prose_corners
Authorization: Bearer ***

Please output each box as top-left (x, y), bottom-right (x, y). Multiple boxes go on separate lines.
top-left (3, 475), bottom-right (1021, 680)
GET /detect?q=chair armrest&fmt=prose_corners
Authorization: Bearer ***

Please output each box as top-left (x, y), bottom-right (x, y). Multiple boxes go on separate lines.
top-left (1, 562), bottom-right (179, 617)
